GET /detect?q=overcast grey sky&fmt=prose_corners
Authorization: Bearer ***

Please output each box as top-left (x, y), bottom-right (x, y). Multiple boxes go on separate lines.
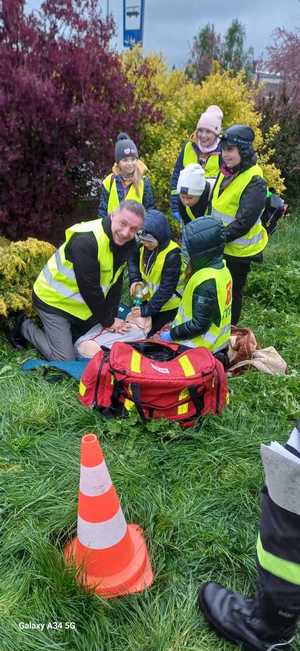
top-left (27, 0), bottom-right (300, 68)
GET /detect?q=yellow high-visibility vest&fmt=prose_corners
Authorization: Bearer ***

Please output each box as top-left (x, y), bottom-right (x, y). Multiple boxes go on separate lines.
top-left (182, 141), bottom-right (220, 178)
top-left (172, 263), bottom-right (232, 351)
top-left (185, 204), bottom-right (197, 221)
top-left (103, 173), bottom-right (144, 214)
top-left (211, 164), bottom-right (268, 257)
top-left (34, 219), bottom-right (125, 320)
top-left (139, 241), bottom-right (186, 312)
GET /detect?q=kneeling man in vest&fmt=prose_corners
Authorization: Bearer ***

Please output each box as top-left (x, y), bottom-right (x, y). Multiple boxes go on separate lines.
top-left (11, 200), bottom-right (144, 360)
top-left (160, 217), bottom-right (232, 359)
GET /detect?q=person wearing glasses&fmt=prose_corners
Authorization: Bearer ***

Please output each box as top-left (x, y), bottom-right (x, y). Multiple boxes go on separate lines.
top-left (128, 209), bottom-right (186, 337)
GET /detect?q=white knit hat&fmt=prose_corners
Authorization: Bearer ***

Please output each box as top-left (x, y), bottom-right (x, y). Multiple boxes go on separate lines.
top-left (196, 105), bottom-right (223, 135)
top-left (177, 163), bottom-right (206, 197)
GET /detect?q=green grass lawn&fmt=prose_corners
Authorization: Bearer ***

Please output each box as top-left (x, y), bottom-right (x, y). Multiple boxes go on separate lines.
top-left (0, 213), bottom-right (299, 651)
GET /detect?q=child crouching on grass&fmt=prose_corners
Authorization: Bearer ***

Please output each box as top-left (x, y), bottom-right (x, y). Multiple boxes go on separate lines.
top-left (160, 217), bottom-right (232, 366)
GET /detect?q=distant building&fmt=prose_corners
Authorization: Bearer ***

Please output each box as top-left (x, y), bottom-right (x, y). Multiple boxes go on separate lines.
top-left (253, 62), bottom-right (283, 97)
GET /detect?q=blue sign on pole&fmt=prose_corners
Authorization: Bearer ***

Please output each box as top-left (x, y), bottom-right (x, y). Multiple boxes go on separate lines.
top-left (123, 0), bottom-right (145, 48)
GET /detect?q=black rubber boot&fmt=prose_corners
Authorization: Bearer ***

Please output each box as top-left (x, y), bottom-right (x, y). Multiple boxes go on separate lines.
top-left (7, 312), bottom-right (28, 350)
top-left (198, 582), bottom-right (298, 650)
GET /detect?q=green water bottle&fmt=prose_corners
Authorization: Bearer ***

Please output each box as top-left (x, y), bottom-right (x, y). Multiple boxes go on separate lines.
top-left (133, 282), bottom-right (145, 307)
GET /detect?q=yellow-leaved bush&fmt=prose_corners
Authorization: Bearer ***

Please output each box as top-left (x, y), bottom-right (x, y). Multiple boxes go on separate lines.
top-left (122, 48), bottom-right (284, 209)
top-left (0, 238), bottom-right (54, 318)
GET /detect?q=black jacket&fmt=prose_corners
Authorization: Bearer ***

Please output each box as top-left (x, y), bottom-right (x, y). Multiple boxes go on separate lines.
top-left (128, 209), bottom-right (182, 317)
top-left (170, 218), bottom-right (226, 342)
top-left (33, 216), bottom-right (137, 330)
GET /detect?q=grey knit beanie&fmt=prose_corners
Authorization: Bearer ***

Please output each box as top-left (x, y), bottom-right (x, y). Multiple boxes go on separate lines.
top-left (115, 132), bottom-right (138, 163)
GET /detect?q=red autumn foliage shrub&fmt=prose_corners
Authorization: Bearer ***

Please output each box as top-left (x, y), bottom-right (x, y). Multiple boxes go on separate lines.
top-left (267, 28), bottom-right (300, 108)
top-left (257, 28), bottom-right (300, 204)
top-left (0, 0), bottom-right (159, 242)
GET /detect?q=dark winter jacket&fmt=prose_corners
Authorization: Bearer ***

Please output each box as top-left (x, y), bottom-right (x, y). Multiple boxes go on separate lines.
top-left (170, 217), bottom-right (226, 341)
top-left (33, 216), bottom-right (137, 331)
top-left (170, 140), bottom-right (221, 215)
top-left (98, 174), bottom-right (154, 217)
top-left (128, 209), bottom-right (182, 317)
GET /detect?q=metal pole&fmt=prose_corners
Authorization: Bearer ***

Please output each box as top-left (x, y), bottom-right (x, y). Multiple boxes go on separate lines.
top-left (106, 0), bottom-right (109, 20)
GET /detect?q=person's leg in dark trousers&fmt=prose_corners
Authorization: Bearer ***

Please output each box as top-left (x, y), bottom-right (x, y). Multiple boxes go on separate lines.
top-left (21, 308), bottom-right (76, 360)
top-left (147, 309), bottom-right (177, 337)
top-left (225, 256), bottom-right (251, 326)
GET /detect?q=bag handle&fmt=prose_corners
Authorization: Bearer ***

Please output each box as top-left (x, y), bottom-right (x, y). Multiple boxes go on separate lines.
top-left (93, 348), bottom-right (110, 406)
top-left (130, 383), bottom-right (147, 422)
top-left (188, 386), bottom-right (204, 417)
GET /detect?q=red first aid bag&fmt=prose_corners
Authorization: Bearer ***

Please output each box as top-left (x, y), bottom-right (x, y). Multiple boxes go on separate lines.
top-left (79, 340), bottom-right (228, 427)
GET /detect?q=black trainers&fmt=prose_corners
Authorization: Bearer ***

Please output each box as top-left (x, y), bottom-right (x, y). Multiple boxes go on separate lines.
top-left (198, 582), bottom-right (297, 651)
top-left (7, 312), bottom-right (28, 350)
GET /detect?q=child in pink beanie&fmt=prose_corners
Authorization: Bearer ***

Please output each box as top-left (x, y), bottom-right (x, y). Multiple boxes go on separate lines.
top-left (170, 105), bottom-right (223, 223)
top-left (196, 105), bottom-right (223, 150)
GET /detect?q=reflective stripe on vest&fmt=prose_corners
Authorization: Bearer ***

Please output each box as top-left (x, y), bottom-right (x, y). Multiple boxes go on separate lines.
top-left (42, 264), bottom-right (85, 303)
top-left (103, 173), bottom-right (144, 214)
top-left (139, 240), bottom-right (186, 312)
top-left (211, 164), bottom-right (268, 257)
top-left (212, 209), bottom-right (265, 247)
top-left (54, 249), bottom-right (76, 280)
top-left (172, 264), bottom-right (232, 352)
top-left (34, 219), bottom-right (125, 320)
top-left (257, 534), bottom-right (300, 586)
top-left (183, 141), bottom-right (220, 178)
top-left (77, 509), bottom-right (127, 550)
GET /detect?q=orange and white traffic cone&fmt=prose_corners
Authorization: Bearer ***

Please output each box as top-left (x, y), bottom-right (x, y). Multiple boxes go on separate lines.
top-left (64, 433), bottom-right (153, 598)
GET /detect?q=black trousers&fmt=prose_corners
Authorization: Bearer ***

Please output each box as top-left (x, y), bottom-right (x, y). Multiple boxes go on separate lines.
top-left (225, 256), bottom-right (251, 326)
top-left (258, 487), bottom-right (300, 611)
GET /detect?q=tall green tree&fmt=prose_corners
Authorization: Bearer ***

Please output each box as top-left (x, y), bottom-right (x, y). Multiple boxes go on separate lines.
top-left (186, 19), bottom-right (254, 83)
top-left (221, 19), bottom-right (254, 77)
top-left (185, 23), bottom-right (221, 83)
